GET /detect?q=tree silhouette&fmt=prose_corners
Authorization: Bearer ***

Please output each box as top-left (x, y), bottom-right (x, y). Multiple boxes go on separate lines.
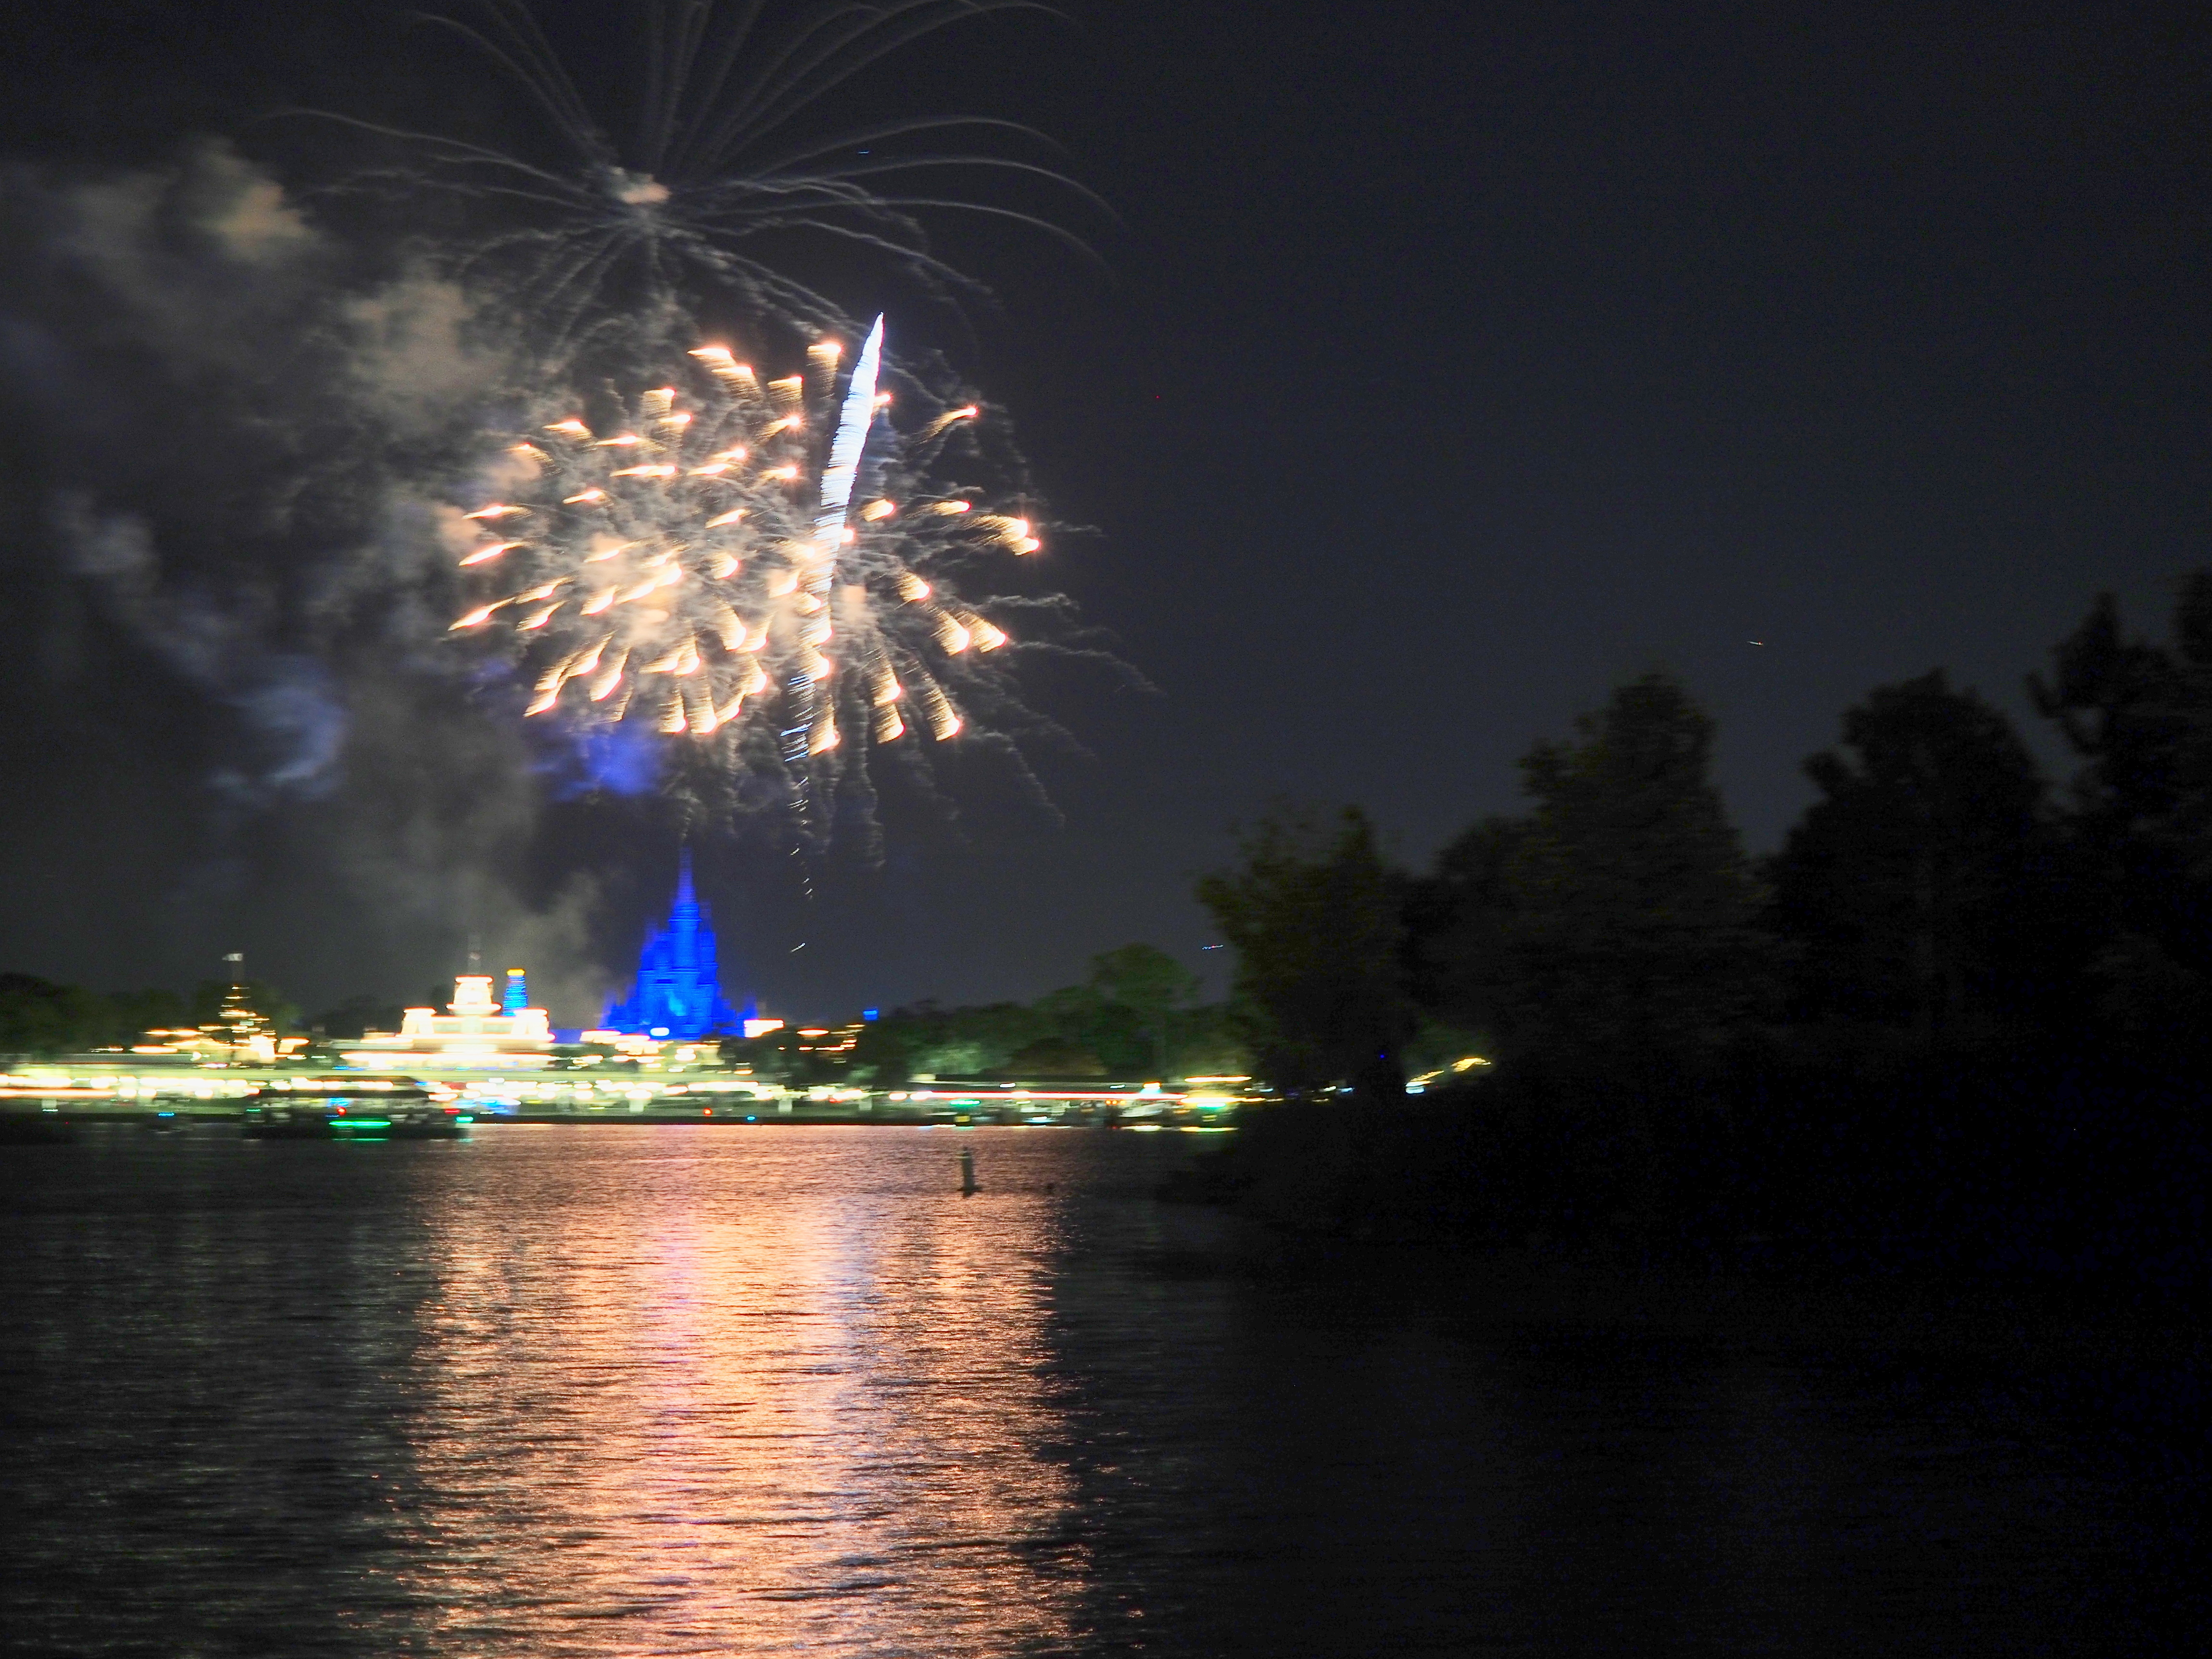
top-left (1404, 814), bottom-right (1525, 1045)
top-left (1496, 672), bottom-right (1768, 1069)
top-left (2032, 571), bottom-right (2212, 1051)
top-left (1197, 805), bottom-right (1411, 1101)
top-left (2033, 576), bottom-right (2212, 884)
top-left (1087, 943), bottom-right (1200, 1079)
top-left (1769, 670), bottom-right (2059, 1045)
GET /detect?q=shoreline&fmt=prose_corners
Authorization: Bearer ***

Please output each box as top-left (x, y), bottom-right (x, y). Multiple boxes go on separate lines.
top-left (2, 1104), bottom-right (1227, 1130)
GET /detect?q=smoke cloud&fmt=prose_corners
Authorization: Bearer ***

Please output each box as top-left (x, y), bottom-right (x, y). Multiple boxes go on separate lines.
top-left (0, 141), bottom-right (622, 1015)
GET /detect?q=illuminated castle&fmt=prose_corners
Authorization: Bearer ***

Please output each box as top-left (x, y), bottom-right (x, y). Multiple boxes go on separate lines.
top-left (602, 852), bottom-right (750, 1040)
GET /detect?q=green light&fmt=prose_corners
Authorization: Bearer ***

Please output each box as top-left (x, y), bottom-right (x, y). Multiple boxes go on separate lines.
top-left (332, 1119), bottom-right (393, 1130)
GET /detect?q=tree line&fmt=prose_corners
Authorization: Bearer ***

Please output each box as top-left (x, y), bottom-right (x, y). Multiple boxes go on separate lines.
top-left (726, 943), bottom-right (1252, 1086)
top-left (1197, 576), bottom-right (2212, 1289)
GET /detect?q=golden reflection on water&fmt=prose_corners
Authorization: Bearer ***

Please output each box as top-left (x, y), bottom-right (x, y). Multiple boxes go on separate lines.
top-left (401, 1128), bottom-right (1078, 1655)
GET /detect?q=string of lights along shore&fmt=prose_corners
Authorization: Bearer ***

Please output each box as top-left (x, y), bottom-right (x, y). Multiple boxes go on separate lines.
top-left (448, 314), bottom-right (1039, 820)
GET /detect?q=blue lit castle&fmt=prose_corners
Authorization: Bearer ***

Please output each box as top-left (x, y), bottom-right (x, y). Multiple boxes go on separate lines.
top-left (602, 852), bottom-right (752, 1040)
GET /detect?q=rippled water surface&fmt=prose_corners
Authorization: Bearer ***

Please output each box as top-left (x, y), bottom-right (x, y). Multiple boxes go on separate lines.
top-left (1, 1125), bottom-right (2199, 1656)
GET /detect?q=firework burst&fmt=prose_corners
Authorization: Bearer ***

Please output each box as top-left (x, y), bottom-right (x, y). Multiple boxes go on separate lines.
top-left (446, 317), bottom-right (1041, 821)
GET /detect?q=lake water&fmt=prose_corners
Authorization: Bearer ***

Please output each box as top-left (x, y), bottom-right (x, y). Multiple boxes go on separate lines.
top-left (1, 1124), bottom-right (2199, 1656)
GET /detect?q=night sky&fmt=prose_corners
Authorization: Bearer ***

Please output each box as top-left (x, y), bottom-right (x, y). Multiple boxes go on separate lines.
top-left (2, 1), bottom-right (2207, 1025)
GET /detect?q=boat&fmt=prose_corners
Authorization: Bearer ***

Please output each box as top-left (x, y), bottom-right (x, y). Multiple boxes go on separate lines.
top-left (241, 1075), bottom-right (474, 1140)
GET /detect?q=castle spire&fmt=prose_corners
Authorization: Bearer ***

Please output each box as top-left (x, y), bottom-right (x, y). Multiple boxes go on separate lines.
top-left (601, 849), bottom-right (746, 1039)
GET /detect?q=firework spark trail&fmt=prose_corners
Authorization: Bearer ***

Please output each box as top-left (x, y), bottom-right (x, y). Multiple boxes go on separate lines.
top-left (302, 0), bottom-right (1107, 361)
top-left (448, 317), bottom-right (1039, 830)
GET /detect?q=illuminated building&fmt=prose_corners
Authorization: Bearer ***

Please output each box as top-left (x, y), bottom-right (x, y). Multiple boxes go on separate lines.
top-left (347, 974), bottom-right (558, 1068)
top-left (602, 851), bottom-right (751, 1040)
top-left (141, 979), bottom-right (307, 1066)
top-left (796, 1024), bottom-right (864, 1061)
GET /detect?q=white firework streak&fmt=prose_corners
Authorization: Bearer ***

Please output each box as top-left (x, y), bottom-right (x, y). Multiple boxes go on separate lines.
top-left (788, 314), bottom-right (885, 770)
top-left (446, 317), bottom-right (1039, 801)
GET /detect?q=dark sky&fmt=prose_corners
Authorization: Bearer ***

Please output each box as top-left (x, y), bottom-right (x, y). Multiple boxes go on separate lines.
top-left (2, 1), bottom-right (2208, 1025)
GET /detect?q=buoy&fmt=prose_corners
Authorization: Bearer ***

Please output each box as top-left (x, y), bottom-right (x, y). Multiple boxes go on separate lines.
top-left (958, 1145), bottom-right (978, 1196)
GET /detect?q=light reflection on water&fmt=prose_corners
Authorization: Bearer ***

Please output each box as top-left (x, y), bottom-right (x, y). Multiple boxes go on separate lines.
top-left (1, 1125), bottom-right (2197, 1656)
top-left (387, 1131), bottom-right (1089, 1653)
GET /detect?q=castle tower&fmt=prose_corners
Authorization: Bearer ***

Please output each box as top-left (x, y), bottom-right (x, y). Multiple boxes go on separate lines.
top-left (601, 851), bottom-right (751, 1040)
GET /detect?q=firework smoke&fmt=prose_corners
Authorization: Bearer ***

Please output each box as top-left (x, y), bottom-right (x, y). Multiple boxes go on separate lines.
top-left (0, 144), bottom-right (625, 1006)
